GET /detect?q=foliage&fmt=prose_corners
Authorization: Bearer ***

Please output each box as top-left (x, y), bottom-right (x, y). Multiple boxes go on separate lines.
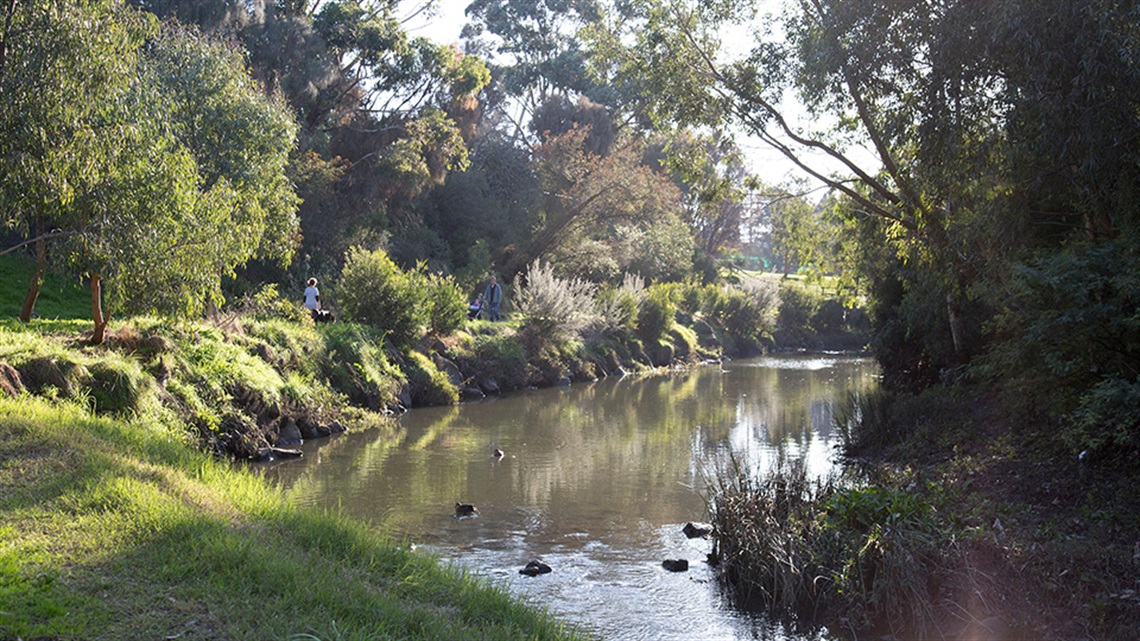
top-left (981, 238), bottom-right (1140, 461)
top-left (588, 273), bottom-right (645, 339)
top-left (512, 259), bottom-right (598, 339)
top-left (317, 323), bottom-right (403, 412)
top-left (414, 265), bottom-right (468, 338)
top-left (336, 247), bottom-right (428, 350)
top-left (778, 281), bottom-right (822, 335)
top-left (447, 328), bottom-right (530, 392)
top-left (514, 129), bottom-right (686, 278)
top-left (241, 283), bottom-right (312, 324)
top-left (702, 279), bottom-right (778, 351)
top-left (462, 0), bottom-right (606, 143)
top-left (1, 15), bottom-right (299, 340)
top-left (635, 285), bottom-right (676, 345)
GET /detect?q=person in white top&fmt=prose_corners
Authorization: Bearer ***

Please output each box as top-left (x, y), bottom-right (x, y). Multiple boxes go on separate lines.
top-left (303, 278), bottom-right (320, 315)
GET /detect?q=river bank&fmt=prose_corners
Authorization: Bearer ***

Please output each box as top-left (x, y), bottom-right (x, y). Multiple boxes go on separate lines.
top-left (0, 394), bottom-right (586, 640)
top-left (710, 386), bottom-right (1140, 641)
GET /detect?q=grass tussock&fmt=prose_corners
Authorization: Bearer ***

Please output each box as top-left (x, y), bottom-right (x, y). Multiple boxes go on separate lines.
top-left (0, 395), bottom-right (585, 641)
top-left (710, 459), bottom-right (991, 640)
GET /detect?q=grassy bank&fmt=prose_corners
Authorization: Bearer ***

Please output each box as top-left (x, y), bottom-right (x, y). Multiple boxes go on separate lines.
top-left (710, 387), bottom-right (1140, 640)
top-left (0, 394), bottom-right (584, 640)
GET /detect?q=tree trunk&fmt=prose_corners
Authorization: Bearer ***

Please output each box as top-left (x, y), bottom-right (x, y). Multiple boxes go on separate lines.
top-left (946, 290), bottom-right (964, 359)
top-left (90, 273), bottom-right (109, 345)
top-left (19, 236), bottom-right (46, 322)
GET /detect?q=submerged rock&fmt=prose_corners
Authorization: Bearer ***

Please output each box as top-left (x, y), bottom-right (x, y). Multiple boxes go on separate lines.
top-left (662, 559), bottom-right (689, 572)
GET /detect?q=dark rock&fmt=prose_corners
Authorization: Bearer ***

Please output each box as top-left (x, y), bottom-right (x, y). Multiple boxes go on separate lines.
top-left (328, 421), bottom-right (346, 434)
top-left (252, 341), bottom-right (277, 364)
top-left (460, 386), bottom-right (485, 401)
top-left (604, 350), bottom-right (623, 375)
top-left (276, 418), bottom-right (302, 446)
top-left (479, 378), bottom-right (501, 395)
top-left (455, 502), bottom-right (478, 516)
top-left (682, 522), bottom-right (714, 539)
top-left (662, 559), bottom-right (689, 572)
top-left (555, 376), bottom-right (571, 387)
top-left (297, 418), bottom-right (320, 440)
top-left (431, 353), bottom-right (465, 388)
top-left (519, 560), bottom-right (552, 576)
top-left (315, 423), bottom-right (333, 438)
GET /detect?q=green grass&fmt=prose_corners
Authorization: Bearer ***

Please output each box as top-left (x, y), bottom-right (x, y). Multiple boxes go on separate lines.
top-left (0, 395), bottom-right (586, 640)
top-left (0, 254), bottom-right (88, 320)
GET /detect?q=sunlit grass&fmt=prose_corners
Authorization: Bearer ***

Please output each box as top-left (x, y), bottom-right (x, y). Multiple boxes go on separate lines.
top-left (0, 395), bottom-right (586, 640)
top-left (0, 254), bottom-right (88, 320)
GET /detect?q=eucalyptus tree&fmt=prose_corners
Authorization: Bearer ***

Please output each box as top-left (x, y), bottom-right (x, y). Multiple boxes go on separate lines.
top-left (0, 0), bottom-right (156, 323)
top-left (132, 1), bottom-right (491, 267)
top-left (650, 131), bottom-right (760, 259)
top-left (506, 127), bottom-right (690, 281)
top-left (461, 0), bottom-right (607, 143)
top-left (1, 8), bottom-right (299, 342)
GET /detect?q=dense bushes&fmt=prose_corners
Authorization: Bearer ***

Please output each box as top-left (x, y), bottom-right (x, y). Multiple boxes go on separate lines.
top-left (981, 238), bottom-right (1140, 461)
top-left (337, 247), bottom-right (428, 350)
top-left (337, 247), bottom-right (467, 349)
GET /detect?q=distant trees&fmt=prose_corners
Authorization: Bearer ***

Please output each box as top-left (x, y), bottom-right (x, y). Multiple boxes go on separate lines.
top-left (510, 127), bottom-right (691, 281)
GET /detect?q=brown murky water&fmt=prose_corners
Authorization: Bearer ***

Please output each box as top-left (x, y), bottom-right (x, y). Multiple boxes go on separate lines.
top-left (259, 353), bottom-right (878, 640)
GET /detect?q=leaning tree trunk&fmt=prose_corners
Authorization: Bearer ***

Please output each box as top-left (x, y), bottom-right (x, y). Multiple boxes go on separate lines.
top-left (18, 236), bottom-right (46, 322)
top-left (90, 273), bottom-right (110, 345)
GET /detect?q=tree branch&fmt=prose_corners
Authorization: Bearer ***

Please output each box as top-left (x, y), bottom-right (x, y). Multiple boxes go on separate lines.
top-left (1, 229), bottom-right (80, 256)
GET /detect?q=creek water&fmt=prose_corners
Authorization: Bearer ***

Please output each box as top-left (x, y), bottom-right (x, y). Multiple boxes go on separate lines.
top-left (258, 353), bottom-right (878, 640)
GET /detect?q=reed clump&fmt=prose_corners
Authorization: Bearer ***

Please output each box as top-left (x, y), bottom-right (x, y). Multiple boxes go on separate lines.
top-left (710, 460), bottom-right (968, 639)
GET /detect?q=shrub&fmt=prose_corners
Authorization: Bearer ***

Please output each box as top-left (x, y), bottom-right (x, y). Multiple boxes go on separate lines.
top-left (704, 280), bottom-right (778, 349)
top-left (415, 267), bottom-right (467, 337)
top-left (337, 247), bottom-right (427, 350)
top-left (241, 283), bottom-right (311, 323)
top-left (980, 238), bottom-right (1140, 459)
top-left (512, 260), bottom-right (597, 339)
top-left (636, 284), bottom-right (677, 345)
top-left (589, 273), bottom-right (644, 339)
top-left (778, 281), bottom-right (822, 336)
top-left (318, 323), bottom-right (402, 411)
top-left (448, 329), bottom-right (528, 392)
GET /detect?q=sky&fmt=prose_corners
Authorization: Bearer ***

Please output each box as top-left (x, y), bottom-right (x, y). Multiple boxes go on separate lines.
top-left (401, 0), bottom-right (875, 193)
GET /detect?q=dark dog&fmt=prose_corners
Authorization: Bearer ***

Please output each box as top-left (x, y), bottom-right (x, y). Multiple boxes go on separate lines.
top-left (311, 309), bottom-right (335, 323)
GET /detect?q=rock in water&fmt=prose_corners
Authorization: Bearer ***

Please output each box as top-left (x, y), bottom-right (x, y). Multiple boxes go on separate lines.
top-left (662, 559), bottom-right (689, 572)
top-left (519, 560), bottom-right (552, 576)
top-left (682, 522), bottom-right (713, 539)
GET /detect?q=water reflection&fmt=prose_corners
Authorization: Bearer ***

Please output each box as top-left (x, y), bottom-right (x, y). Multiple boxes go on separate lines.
top-left (259, 353), bottom-right (877, 641)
